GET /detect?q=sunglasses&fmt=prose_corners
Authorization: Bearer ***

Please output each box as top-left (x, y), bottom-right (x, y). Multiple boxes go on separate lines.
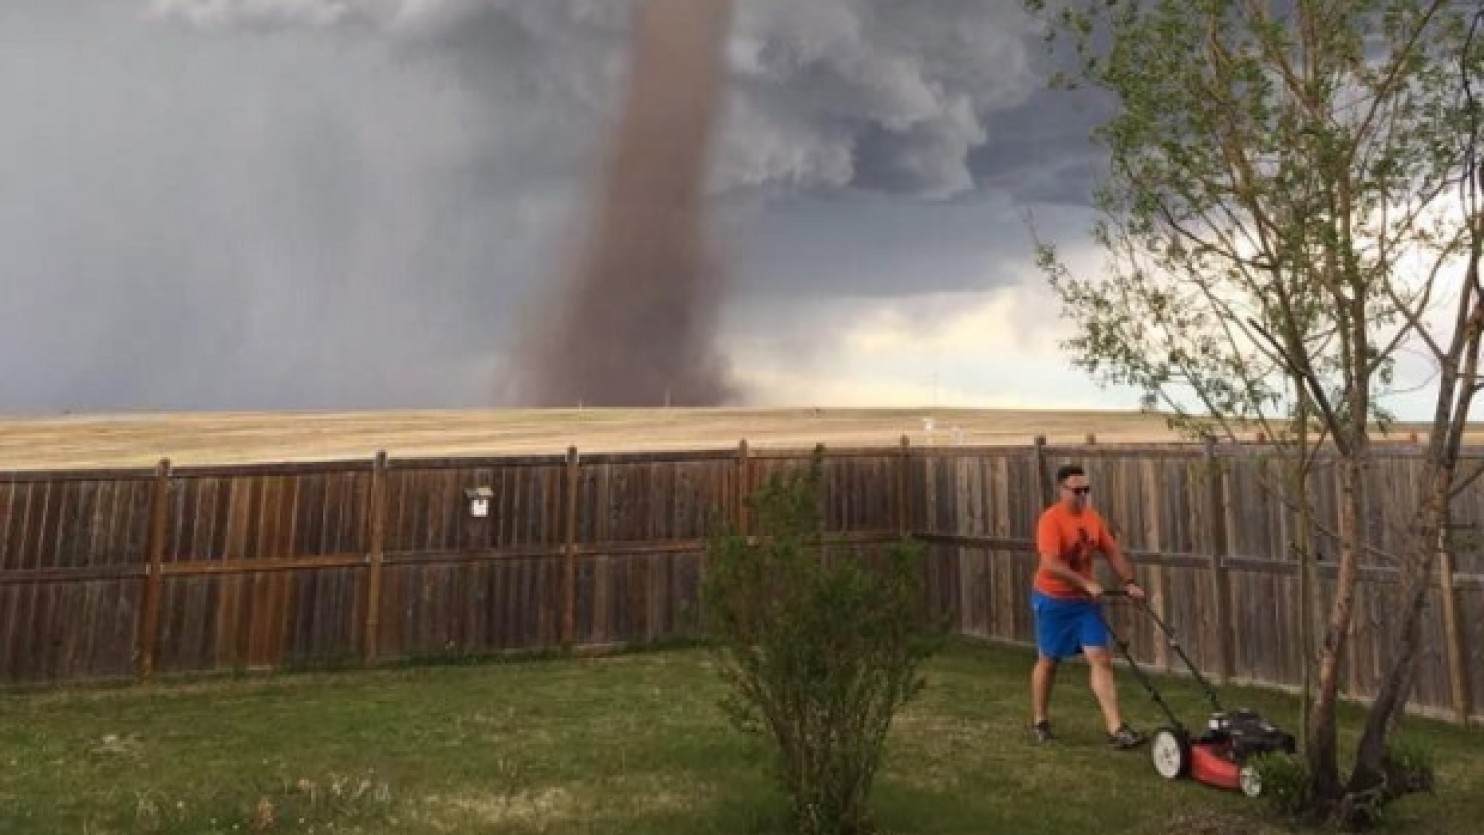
top-left (1064, 485), bottom-right (1092, 496)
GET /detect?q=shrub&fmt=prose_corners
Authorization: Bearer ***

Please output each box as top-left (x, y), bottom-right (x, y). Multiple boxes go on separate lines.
top-left (1250, 751), bottom-right (1312, 818)
top-left (701, 445), bottom-right (949, 835)
top-left (1380, 734), bottom-right (1436, 799)
top-left (1259, 733), bottom-right (1439, 832)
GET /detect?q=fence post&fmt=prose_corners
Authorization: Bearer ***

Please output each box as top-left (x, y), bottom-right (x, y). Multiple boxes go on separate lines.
top-left (1141, 458), bottom-right (1171, 671)
top-left (898, 434), bottom-right (911, 539)
top-left (1438, 532), bottom-right (1472, 725)
top-left (136, 457), bottom-right (171, 682)
top-left (736, 439), bottom-right (751, 537)
top-left (362, 450), bottom-right (388, 665)
top-left (1032, 435), bottom-right (1051, 506)
top-left (1203, 438), bottom-right (1234, 683)
top-left (563, 446), bottom-right (580, 650)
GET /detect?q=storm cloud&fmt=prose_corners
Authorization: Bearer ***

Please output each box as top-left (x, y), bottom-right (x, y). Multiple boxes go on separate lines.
top-left (0, 0), bottom-right (1103, 413)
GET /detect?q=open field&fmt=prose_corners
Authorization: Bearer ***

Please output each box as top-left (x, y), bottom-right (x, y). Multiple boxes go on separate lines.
top-left (0, 406), bottom-right (1472, 471)
top-left (0, 407), bottom-right (1183, 470)
top-left (1, 639), bottom-right (1480, 834)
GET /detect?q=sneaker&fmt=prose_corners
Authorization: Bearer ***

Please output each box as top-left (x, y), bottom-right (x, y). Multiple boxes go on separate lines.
top-left (1107, 723), bottom-right (1144, 749)
top-left (1032, 720), bottom-right (1055, 743)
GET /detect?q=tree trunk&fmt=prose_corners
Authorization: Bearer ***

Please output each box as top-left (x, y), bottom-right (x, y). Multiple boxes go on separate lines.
top-left (1293, 380), bottom-right (1320, 751)
top-left (1347, 467), bottom-right (1450, 794)
top-left (1307, 451), bottom-right (1365, 800)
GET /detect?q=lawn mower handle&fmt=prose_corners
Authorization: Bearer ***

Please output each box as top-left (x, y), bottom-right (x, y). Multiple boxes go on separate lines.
top-left (1096, 589), bottom-right (1226, 716)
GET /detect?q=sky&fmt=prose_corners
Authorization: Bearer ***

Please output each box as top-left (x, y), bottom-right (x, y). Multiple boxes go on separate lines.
top-left (0, 0), bottom-right (1456, 418)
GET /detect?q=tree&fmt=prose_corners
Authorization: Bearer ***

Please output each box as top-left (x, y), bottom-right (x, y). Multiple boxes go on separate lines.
top-left (1022, 0), bottom-right (1483, 826)
top-left (700, 446), bottom-right (948, 835)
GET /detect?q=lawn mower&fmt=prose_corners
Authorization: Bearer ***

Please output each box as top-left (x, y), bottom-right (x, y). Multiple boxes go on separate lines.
top-left (1099, 590), bottom-right (1297, 798)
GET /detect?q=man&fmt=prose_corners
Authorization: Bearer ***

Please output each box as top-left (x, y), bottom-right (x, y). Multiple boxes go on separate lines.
top-left (1030, 464), bottom-right (1146, 748)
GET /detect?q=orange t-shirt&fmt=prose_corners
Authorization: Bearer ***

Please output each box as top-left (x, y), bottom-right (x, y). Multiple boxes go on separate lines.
top-left (1034, 502), bottom-right (1116, 598)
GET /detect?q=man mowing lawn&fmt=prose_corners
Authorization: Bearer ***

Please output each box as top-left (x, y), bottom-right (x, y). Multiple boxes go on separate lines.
top-left (1030, 464), bottom-right (1147, 749)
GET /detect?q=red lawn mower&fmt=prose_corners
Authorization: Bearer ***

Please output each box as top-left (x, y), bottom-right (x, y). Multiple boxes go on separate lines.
top-left (1099, 591), bottom-right (1297, 798)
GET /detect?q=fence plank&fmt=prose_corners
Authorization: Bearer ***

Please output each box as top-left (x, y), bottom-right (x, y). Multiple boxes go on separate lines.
top-left (563, 446), bottom-right (579, 649)
top-left (136, 459), bottom-right (171, 681)
top-left (1204, 438), bottom-right (1235, 683)
top-left (363, 451), bottom-right (388, 665)
top-left (1141, 457), bottom-right (1170, 671)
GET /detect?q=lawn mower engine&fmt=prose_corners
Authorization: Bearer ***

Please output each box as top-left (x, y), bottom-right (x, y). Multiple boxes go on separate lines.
top-left (1100, 591), bottom-right (1299, 799)
top-left (1151, 709), bottom-right (1297, 798)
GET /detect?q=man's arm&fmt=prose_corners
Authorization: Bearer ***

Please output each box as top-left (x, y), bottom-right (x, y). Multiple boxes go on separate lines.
top-left (1100, 526), bottom-right (1145, 599)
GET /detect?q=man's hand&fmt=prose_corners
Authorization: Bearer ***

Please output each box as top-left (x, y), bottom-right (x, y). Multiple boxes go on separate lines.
top-left (1124, 581), bottom-right (1147, 601)
top-left (1083, 580), bottom-right (1105, 598)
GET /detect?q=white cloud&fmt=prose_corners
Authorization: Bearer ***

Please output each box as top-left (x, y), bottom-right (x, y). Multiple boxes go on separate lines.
top-left (842, 285), bottom-right (1060, 357)
top-left (723, 279), bottom-right (1146, 411)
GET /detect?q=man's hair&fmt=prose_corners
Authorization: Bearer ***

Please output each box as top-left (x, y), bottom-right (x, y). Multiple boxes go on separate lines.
top-left (1055, 464), bottom-right (1085, 484)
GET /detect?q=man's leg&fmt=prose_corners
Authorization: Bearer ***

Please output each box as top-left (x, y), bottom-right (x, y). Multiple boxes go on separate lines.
top-left (1030, 591), bottom-right (1071, 740)
top-left (1032, 654), bottom-right (1058, 726)
top-left (1079, 603), bottom-right (1143, 748)
top-left (1084, 647), bottom-right (1123, 733)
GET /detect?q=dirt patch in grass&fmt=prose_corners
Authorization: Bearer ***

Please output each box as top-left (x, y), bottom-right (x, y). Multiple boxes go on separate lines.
top-left (420, 775), bottom-right (712, 832)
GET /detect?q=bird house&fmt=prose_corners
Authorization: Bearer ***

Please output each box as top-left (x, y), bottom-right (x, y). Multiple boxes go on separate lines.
top-left (463, 486), bottom-right (494, 518)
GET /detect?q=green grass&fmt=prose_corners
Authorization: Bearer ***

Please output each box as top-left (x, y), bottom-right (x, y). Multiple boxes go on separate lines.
top-left (1, 640), bottom-right (1480, 834)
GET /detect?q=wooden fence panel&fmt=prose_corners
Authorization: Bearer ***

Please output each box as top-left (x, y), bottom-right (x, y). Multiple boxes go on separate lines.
top-left (383, 460), bottom-right (562, 555)
top-left (376, 557), bottom-right (564, 661)
top-left (165, 466), bottom-right (373, 563)
top-left (0, 476), bottom-right (153, 572)
top-left (0, 580), bottom-right (141, 684)
top-left (1157, 564), bottom-right (1218, 674)
top-left (1462, 585), bottom-right (1484, 720)
top-left (143, 465), bottom-right (373, 676)
top-left (1448, 479), bottom-right (1484, 575)
top-left (573, 550), bottom-right (703, 646)
top-left (372, 458), bottom-right (568, 662)
top-left (576, 454), bottom-right (734, 544)
top-left (0, 475), bottom-right (153, 683)
top-left (566, 453), bottom-right (732, 648)
top-left (154, 567), bottom-right (364, 673)
top-left (1240, 568), bottom-right (1306, 689)
top-left (745, 448), bottom-right (902, 534)
top-left (1333, 579), bottom-right (1454, 714)
top-left (1224, 455), bottom-right (1291, 563)
top-left (822, 451), bottom-right (901, 533)
top-left (921, 540), bottom-right (960, 629)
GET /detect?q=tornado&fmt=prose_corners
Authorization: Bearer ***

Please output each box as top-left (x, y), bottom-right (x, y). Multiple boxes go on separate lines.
top-left (507, 0), bottom-right (737, 407)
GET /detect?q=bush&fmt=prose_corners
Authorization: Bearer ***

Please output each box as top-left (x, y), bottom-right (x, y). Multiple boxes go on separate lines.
top-left (1257, 733), bottom-right (1439, 832)
top-left (1380, 734), bottom-right (1436, 799)
top-left (1250, 751), bottom-right (1312, 818)
top-left (701, 445), bottom-right (949, 835)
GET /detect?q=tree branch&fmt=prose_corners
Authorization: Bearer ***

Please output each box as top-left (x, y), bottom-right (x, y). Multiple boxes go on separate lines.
top-left (1247, 316), bottom-right (1351, 456)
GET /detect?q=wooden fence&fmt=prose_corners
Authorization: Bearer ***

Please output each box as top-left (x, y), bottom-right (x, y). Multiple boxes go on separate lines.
top-left (1, 438), bottom-right (1479, 725)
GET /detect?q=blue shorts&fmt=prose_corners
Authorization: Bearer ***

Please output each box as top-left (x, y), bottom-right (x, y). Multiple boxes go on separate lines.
top-left (1032, 590), bottom-right (1109, 660)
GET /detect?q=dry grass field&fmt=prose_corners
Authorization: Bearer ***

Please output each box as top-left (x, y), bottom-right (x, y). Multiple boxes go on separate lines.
top-left (0, 406), bottom-right (1467, 471)
top-left (0, 407), bottom-right (1178, 471)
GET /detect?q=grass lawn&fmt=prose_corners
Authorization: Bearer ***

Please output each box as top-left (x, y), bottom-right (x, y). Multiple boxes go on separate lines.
top-left (1, 640), bottom-right (1480, 834)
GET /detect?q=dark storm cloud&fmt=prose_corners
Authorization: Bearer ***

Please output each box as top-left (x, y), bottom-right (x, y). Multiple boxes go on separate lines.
top-left (0, 0), bottom-right (1108, 412)
top-left (967, 84), bottom-right (1115, 207)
